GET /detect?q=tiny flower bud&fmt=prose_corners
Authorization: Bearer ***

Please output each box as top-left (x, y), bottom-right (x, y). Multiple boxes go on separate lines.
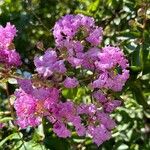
top-left (128, 19), bottom-right (135, 26)
top-left (36, 41), bottom-right (44, 50)
top-left (137, 8), bottom-right (145, 17)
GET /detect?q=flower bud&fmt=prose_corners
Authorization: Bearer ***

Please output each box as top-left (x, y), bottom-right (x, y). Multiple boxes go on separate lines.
top-left (137, 8), bottom-right (145, 17)
top-left (128, 19), bottom-right (135, 26)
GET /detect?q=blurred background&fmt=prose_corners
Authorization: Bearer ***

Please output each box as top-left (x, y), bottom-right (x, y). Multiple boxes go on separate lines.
top-left (0, 0), bottom-right (150, 149)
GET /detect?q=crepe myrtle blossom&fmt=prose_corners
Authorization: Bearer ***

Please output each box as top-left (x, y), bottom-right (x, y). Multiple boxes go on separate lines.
top-left (8, 14), bottom-right (130, 147)
top-left (14, 79), bottom-right (59, 128)
top-left (0, 49), bottom-right (21, 66)
top-left (0, 23), bottom-right (21, 66)
top-left (0, 22), bottom-right (17, 49)
top-left (15, 80), bottom-right (84, 137)
top-left (92, 90), bottom-right (122, 113)
top-left (53, 14), bottom-right (103, 47)
top-left (62, 40), bottom-right (84, 67)
top-left (34, 49), bottom-right (66, 78)
top-left (77, 104), bottom-right (116, 146)
top-left (86, 27), bottom-right (103, 46)
top-left (92, 91), bottom-right (108, 104)
top-left (87, 125), bottom-right (111, 146)
top-left (103, 100), bottom-right (121, 113)
top-left (14, 79), bottom-right (119, 146)
top-left (48, 101), bottom-right (85, 137)
top-left (81, 47), bottom-right (101, 70)
top-left (63, 77), bottom-right (79, 88)
top-left (92, 46), bottom-right (129, 91)
top-left (53, 14), bottom-right (103, 69)
top-left (53, 121), bottom-right (71, 138)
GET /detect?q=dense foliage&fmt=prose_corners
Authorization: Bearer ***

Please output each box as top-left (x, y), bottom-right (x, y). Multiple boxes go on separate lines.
top-left (0, 0), bottom-right (150, 150)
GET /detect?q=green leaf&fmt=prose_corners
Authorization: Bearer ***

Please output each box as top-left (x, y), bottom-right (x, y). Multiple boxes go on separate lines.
top-left (118, 31), bottom-right (141, 39)
top-left (62, 88), bottom-right (78, 99)
top-left (0, 133), bottom-right (22, 148)
top-left (19, 141), bottom-right (47, 150)
top-left (0, 117), bottom-right (13, 123)
top-left (88, 0), bottom-right (100, 12)
top-left (44, 136), bottom-right (69, 150)
top-left (130, 80), bottom-right (149, 110)
top-left (131, 45), bottom-right (141, 66)
top-left (33, 124), bottom-right (45, 142)
top-left (117, 144), bottom-right (129, 150)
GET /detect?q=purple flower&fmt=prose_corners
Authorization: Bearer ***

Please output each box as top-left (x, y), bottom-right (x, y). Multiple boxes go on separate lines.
top-left (0, 23), bottom-right (21, 67)
top-left (53, 14), bottom-right (103, 66)
top-left (75, 125), bottom-right (86, 136)
top-left (0, 49), bottom-right (21, 66)
top-left (92, 46), bottom-right (129, 91)
top-left (7, 50), bottom-right (22, 66)
top-left (82, 47), bottom-right (100, 70)
top-left (11, 14), bottom-right (130, 147)
top-left (53, 121), bottom-right (71, 138)
top-left (86, 27), bottom-right (103, 46)
top-left (92, 125), bottom-right (111, 146)
top-left (63, 77), bottom-right (79, 88)
top-left (14, 89), bottom-right (38, 128)
top-left (14, 79), bottom-right (60, 128)
top-left (53, 14), bottom-right (97, 46)
top-left (0, 22), bottom-right (17, 49)
top-left (67, 56), bottom-right (82, 67)
top-left (17, 79), bottom-right (33, 94)
top-left (34, 49), bottom-right (66, 77)
top-left (104, 100), bottom-right (121, 113)
top-left (97, 112), bottom-right (116, 130)
top-left (93, 91), bottom-right (107, 104)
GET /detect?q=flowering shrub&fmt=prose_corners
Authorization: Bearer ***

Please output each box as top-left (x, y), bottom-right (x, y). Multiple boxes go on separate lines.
top-left (0, 14), bottom-right (130, 147)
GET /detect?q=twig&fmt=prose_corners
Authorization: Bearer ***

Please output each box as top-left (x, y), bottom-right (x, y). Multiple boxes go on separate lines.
top-left (6, 83), bottom-right (16, 120)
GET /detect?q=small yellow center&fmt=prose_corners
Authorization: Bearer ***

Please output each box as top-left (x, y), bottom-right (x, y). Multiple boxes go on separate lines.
top-left (35, 100), bottom-right (46, 116)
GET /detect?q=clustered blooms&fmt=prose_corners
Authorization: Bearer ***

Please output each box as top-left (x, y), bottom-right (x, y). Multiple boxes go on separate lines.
top-left (53, 14), bottom-right (103, 69)
top-left (14, 79), bottom-right (59, 128)
top-left (53, 14), bottom-right (103, 47)
top-left (0, 14), bottom-right (129, 146)
top-left (63, 77), bottom-right (79, 88)
top-left (34, 49), bottom-right (66, 78)
top-left (92, 46), bottom-right (129, 91)
top-left (15, 79), bottom-right (120, 145)
top-left (0, 23), bottom-right (21, 67)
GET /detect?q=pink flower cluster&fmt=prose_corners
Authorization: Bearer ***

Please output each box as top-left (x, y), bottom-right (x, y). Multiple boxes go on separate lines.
top-left (14, 79), bottom-right (59, 128)
top-left (34, 49), bottom-right (66, 78)
top-left (13, 14), bottom-right (129, 146)
top-left (53, 14), bottom-right (103, 47)
top-left (15, 79), bottom-right (120, 145)
top-left (0, 23), bottom-right (21, 67)
top-left (53, 14), bottom-right (103, 68)
top-left (92, 46), bottom-right (129, 91)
